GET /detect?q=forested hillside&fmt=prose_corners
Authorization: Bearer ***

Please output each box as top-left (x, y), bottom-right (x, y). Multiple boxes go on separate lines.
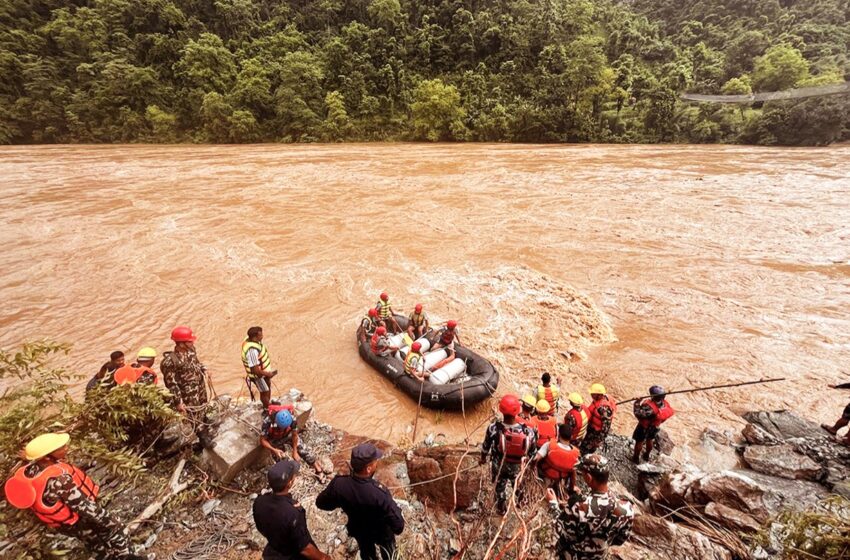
top-left (1, 0), bottom-right (848, 145)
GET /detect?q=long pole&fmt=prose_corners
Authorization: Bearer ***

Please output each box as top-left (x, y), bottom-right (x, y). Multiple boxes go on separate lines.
top-left (617, 377), bottom-right (786, 405)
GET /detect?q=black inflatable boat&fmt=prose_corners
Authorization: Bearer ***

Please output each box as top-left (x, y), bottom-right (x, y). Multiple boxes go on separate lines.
top-left (356, 315), bottom-right (499, 410)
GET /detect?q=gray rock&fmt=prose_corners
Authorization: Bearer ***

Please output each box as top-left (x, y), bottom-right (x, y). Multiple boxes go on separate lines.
top-left (742, 411), bottom-right (824, 441)
top-left (692, 470), bottom-right (772, 522)
top-left (201, 404), bottom-right (264, 483)
top-left (704, 502), bottom-right (761, 533)
top-left (742, 423), bottom-right (779, 446)
top-left (742, 444), bottom-right (823, 481)
top-left (632, 513), bottom-right (732, 560)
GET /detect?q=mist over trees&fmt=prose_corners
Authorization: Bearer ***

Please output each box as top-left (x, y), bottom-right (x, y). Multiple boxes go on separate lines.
top-left (1, 0), bottom-right (847, 145)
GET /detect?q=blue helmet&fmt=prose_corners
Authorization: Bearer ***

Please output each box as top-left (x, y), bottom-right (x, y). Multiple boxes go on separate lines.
top-left (649, 385), bottom-right (666, 397)
top-left (275, 409), bottom-right (293, 429)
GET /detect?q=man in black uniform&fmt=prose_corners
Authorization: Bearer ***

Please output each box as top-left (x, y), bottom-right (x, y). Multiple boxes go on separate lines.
top-left (316, 443), bottom-right (405, 560)
top-left (252, 460), bottom-right (331, 560)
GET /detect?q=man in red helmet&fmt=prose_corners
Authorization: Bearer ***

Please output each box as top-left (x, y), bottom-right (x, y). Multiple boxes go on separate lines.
top-left (161, 326), bottom-right (212, 448)
top-left (375, 292), bottom-right (401, 333)
top-left (361, 307), bottom-right (384, 337)
top-left (480, 394), bottom-right (538, 515)
top-left (407, 303), bottom-right (429, 340)
top-left (431, 320), bottom-right (463, 370)
top-left (370, 326), bottom-right (399, 358)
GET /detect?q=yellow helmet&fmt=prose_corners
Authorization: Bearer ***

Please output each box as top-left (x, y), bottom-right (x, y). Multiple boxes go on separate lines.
top-left (521, 394), bottom-right (537, 408)
top-left (24, 433), bottom-right (70, 461)
top-left (137, 347), bottom-right (157, 360)
top-left (536, 400), bottom-right (551, 414)
top-left (589, 383), bottom-right (606, 395)
top-left (568, 392), bottom-right (584, 405)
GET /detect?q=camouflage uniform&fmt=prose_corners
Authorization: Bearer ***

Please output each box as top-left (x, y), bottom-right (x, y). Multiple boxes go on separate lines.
top-left (481, 421), bottom-right (537, 513)
top-left (551, 490), bottom-right (634, 560)
top-left (27, 463), bottom-right (135, 559)
top-left (160, 348), bottom-right (210, 442)
top-left (581, 405), bottom-right (614, 454)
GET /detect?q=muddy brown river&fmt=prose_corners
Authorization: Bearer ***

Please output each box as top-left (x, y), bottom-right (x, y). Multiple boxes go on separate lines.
top-left (1, 144), bottom-right (849, 450)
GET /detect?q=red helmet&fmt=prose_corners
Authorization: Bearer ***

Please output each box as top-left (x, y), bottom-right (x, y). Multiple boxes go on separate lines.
top-left (447, 320), bottom-right (457, 329)
top-left (411, 342), bottom-right (422, 352)
top-left (499, 394), bottom-right (521, 416)
top-left (415, 303), bottom-right (423, 313)
top-left (376, 326), bottom-right (387, 335)
top-left (368, 308), bottom-right (378, 317)
top-left (380, 292), bottom-right (389, 301)
top-left (170, 326), bottom-right (197, 343)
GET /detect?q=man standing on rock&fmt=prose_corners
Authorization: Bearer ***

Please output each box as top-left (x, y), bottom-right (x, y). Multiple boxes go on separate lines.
top-left (547, 454), bottom-right (634, 560)
top-left (252, 460), bottom-right (332, 560)
top-left (582, 384), bottom-right (617, 455)
top-left (631, 385), bottom-right (674, 463)
top-left (241, 326), bottom-right (278, 408)
top-left (316, 443), bottom-right (404, 560)
top-left (822, 382), bottom-right (850, 444)
top-left (161, 325), bottom-right (212, 447)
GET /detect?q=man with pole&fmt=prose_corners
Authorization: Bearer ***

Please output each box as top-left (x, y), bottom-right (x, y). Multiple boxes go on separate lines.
top-left (631, 386), bottom-right (674, 463)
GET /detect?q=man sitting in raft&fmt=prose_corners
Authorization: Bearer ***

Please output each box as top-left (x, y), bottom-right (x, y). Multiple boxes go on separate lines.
top-left (404, 341), bottom-right (430, 381)
top-left (361, 307), bottom-right (383, 337)
top-left (260, 407), bottom-right (323, 477)
top-left (407, 303), bottom-right (429, 340)
top-left (430, 320), bottom-right (462, 370)
top-left (370, 326), bottom-right (399, 358)
top-left (375, 292), bottom-right (402, 333)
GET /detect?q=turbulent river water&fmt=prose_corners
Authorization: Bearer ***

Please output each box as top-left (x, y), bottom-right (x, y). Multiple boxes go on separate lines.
top-left (1, 144), bottom-right (849, 450)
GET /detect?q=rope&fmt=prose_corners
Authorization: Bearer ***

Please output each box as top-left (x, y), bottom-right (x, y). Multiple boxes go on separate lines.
top-left (388, 465), bottom-right (482, 489)
top-left (168, 512), bottom-right (243, 560)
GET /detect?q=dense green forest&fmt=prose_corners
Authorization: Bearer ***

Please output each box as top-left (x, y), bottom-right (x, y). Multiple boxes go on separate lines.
top-left (1, 0), bottom-right (848, 145)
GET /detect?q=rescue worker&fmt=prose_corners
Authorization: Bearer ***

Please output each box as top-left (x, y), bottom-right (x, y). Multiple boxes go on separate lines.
top-left (480, 394), bottom-right (538, 516)
top-left (316, 443), bottom-right (405, 560)
top-left (403, 341), bottom-right (429, 381)
top-left (370, 326), bottom-right (399, 358)
top-left (242, 326), bottom-right (278, 408)
top-left (632, 385), bottom-right (675, 463)
top-left (260, 407), bottom-right (323, 476)
top-left (430, 320), bottom-right (462, 370)
top-left (547, 454), bottom-right (634, 560)
top-left (537, 372), bottom-right (561, 412)
top-left (534, 399), bottom-right (558, 448)
top-left (361, 307), bottom-right (383, 336)
top-left (85, 351), bottom-right (125, 394)
top-left (112, 347), bottom-right (158, 386)
top-left (535, 424), bottom-right (581, 496)
top-left (4, 433), bottom-right (143, 560)
top-left (253, 460), bottom-right (332, 560)
top-left (375, 292), bottom-right (401, 333)
top-left (564, 393), bottom-right (589, 446)
top-left (518, 394), bottom-right (538, 426)
top-left (581, 384), bottom-right (617, 455)
top-left (407, 303), bottom-right (429, 340)
top-left (822, 382), bottom-right (850, 444)
top-left (160, 325), bottom-right (212, 447)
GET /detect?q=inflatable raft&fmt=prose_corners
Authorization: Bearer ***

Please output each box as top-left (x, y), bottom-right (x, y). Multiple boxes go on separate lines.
top-left (356, 315), bottom-right (499, 410)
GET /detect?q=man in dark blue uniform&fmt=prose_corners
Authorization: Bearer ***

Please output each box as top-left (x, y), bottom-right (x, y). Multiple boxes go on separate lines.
top-left (252, 461), bottom-right (331, 560)
top-left (316, 443), bottom-right (405, 560)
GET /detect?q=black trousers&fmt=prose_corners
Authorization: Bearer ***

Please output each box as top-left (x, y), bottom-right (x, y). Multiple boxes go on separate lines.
top-left (354, 534), bottom-right (396, 560)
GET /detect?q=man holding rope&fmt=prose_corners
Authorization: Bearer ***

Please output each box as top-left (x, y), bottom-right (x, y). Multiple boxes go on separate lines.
top-left (241, 326), bottom-right (278, 408)
top-left (161, 325), bottom-right (213, 449)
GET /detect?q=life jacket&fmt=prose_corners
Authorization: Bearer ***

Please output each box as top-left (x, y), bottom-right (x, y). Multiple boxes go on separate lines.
top-left (241, 339), bottom-right (271, 378)
top-left (439, 328), bottom-right (455, 345)
top-left (517, 413), bottom-right (535, 427)
top-left (4, 462), bottom-right (99, 528)
top-left (267, 403), bottom-right (295, 439)
top-left (376, 300), bottom-right (392, 319)
top-left (587, 395), bottom-right (617, 432)
top-left (566, 405), bottom-right (589, 442)
top-left (113, 364), bottom-right (157, 385)
top-left (537, 384), bottom-right (560, 410)
top-left (639, 399), bottom-right (675, 428)
top-left (541, 443), bottom-right (580, 481)
top-left (370, 332), bottom-right (389, 354)
top-left (497, 425), bottom-right (531, 464)
top-left (535, 415), bottom-right (558, 447)
top-left (409, 312), bottom-right (426, 328)
top-left (361, 315), bottom-right (379, 334)
top-left (404, 351), bottom-right (423, 375)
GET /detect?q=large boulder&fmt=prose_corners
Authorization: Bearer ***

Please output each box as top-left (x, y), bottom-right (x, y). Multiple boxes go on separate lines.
top-left (406, 445), bottom-right (485, 510)
top-left (703, 502), bottom-right (761, 533)
top-left (742, 444), bottom-right (823, 481)
top-left (741, 411), bottom-right (823, 441)
top-left (691, 471), bottom-right (772, 522)
top-left (631, 513), bottom-right (732, 560)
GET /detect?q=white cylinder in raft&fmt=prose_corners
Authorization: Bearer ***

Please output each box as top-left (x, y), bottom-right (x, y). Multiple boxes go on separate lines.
top-left (423, 349), bottom-right (449, 371)
top-left (429, 358), bottom-right (466, 385)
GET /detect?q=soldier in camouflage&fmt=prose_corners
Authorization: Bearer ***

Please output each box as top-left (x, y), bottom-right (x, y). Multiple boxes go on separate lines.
top-left (548, 454), bottom-right (634, 560)
top-left (160, 326), bottom-right (211, 446)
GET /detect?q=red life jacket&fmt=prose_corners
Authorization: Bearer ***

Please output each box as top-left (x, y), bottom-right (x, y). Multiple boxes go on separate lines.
top-left (541, 443), bottom-right (580, 480)
top-left (113, 364), bottom-right (157, 385)
top-left (4, 462), bottom-right (99, 528)
top-left (587, 396), bottom-right (617, 432)
top-left (566, 405), bottom-right (589, 442)
top-left (370, 332), bottom-right (381, 354)
top-left (440, 328), bottom-right (455, 345)
top-left (517, 413), bottom-right (534, 427)
top-left (639, 399), bottom-right (675, 428)
top-left (535, 416), bottom-right (558, 448)
top-left (497, 425), bottom-right (530, 464)
top-left (267, 404), bottom-right (295, 439)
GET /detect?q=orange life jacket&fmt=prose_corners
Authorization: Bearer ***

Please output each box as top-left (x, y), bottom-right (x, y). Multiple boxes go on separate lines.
top-left (267, 404), bottom-right (295, 439)
top-left (566, 405), bottom-right (589, 442)
top-left (4, 462), bottom-right (99, 528)
top-left (537, 384), bottom-right (559, 410)
top-left (587, 395), bottom-right (617, 432)
top-left (535, 416), bottom-right (558, 447)
top-left (113, 364), bottom-right (157, 385)
top-left (638, 399), bottom-right (675, 428)
top-left (541, 443), bottom-right (580, 481)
